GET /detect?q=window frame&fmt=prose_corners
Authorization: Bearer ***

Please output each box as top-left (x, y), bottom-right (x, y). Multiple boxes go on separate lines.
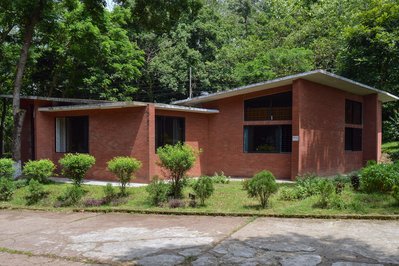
top-left (155, 115), bottom-right (186, 151)
top-left (243, 125), bottom-right (292, 154)
top-left (345, 100), bottom-right (363, 125)
top-left (54, 116), bottom-right (89, 153)
top-left (244, 92), bottom-right (292, 121)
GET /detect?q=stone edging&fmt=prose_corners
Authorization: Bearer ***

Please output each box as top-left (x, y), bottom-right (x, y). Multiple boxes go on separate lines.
top-left (1, 205), bottom-right (398, 220)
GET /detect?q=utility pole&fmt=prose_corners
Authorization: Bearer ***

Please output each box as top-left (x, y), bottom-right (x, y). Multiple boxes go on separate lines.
top-left (189, 67), bottom-right (192, 98)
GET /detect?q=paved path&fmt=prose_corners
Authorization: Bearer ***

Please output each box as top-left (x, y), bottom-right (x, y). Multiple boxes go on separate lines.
top-left (0, 210), bottom-right (398, 265)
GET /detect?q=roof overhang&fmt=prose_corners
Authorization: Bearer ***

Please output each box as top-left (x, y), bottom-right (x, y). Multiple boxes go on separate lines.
top-left (0, 94), bottom-right (110, 104)
top-left (38, 101), bottom-right (219, 114)
top-left (172, 70), bottom-right (399, 106)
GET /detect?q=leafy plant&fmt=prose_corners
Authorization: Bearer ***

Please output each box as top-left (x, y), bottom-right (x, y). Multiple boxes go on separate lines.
top-left (192, 176), bottom-right (214, 205)
top-left (295, 174), bottom-right (325, 199)
top-left (59, 154), bottom-right (95, 186)
top-left (350, 174), bottom-right (360, 191)
top-left (211, 172), bottom-right (230, 184)
top-left (25, 179), bottom-right (48, 205)
top-left (243, 170), bottom-right (278, 208)
top-left (107, 156), bottom-right (142, 196)
top-left (314, 180), bottom-right (335, 209)
top-left (277, 186), bottom-right (300, 201)
top-left (0, 177), bottom-right (15, 201)
top-left (392, 185), bottom-right (399, 205)
top-left (103, 183), bottom-right (118, 204)
top-left (55, 186), bottom-right (85, 207)
top-left (360, 163), bottom-right (399, 193)
top-left (0, 158), bottom-right (15, 179)
top-left (23, 159), bottom-right (56, 183)
top-left (146, 176), bottom-right (170, 206)
top-left (157, 143), bottom-right (199, 199)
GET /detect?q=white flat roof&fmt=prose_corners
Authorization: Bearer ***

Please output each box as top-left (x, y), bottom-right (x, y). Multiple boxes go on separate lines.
top-left (38, 101), bottom-right (219, 114)
top-left (172, 70), bottom-right (399, 105)
top-left (0, 94), bottom-right (110, 104)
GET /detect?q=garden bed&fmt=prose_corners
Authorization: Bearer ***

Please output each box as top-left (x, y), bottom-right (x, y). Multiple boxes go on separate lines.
top-left (1, 182), bottom-right (398, 218)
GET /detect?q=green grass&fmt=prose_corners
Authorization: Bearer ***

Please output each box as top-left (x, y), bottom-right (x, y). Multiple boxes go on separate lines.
top-left (1, 181), bottom-right (398, 216)
top-left (382, 141), bottom-right (399, 154)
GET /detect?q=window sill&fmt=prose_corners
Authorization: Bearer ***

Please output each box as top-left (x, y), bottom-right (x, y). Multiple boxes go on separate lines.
top-left (243, 120), bottom-right (292, 126)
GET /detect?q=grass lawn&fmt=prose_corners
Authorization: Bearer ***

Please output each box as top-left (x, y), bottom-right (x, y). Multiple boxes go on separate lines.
top-left (382, 141), bottom-right (399, 154)
top-left (1, 181), bottom-right (398, 216)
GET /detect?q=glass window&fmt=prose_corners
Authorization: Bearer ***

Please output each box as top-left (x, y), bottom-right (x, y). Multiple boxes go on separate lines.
top-left (56, 116), bottom-right (89, 153)
top-left (345, 127), bottom-right (362, 151)
top-left (244, 92), bottom-right (292, 121)
top-left (155, 116), bottom-right (185, 149)
top-left (244, 125), bottom-right (292, 153)
top-left (345, 100), bottom-right (362, 124)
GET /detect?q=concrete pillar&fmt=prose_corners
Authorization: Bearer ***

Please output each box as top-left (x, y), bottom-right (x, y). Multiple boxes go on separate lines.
top-left (363, 94), bottom-right (382, 163)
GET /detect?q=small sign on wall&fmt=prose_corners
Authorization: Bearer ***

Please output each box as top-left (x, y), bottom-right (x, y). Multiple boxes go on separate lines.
top-left (292, 135), bottom-right (299, 142)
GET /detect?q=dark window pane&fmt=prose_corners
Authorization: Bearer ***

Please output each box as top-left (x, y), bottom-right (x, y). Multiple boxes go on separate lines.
top-left (345, 100), bottom-right (362, 124)
top-left (244, 92), bottom-right (292, 121)
top-left (155, 116), bottom-right (185, 149)
top-left (56, 116), bottom-right (89, 153)
top-left (244, 125), bottom-right (292, 153)
top-left (345, 127), bottom-right (362, 151)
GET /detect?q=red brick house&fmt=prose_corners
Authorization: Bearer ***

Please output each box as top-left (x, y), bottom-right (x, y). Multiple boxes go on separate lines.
top-left (7, 70), bottom-right (398, 182)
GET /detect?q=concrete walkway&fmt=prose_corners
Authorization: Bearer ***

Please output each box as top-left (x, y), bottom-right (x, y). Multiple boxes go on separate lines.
top-left (0, 210), bottom-right (398, 265)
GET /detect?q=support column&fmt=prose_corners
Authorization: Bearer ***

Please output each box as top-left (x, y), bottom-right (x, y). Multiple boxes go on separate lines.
top-left (363, 94), bottom-right (382, 163)
top-left (147, 104), bottom-right (156, 180)
top-left (291, 80), bottom-right (302, 180)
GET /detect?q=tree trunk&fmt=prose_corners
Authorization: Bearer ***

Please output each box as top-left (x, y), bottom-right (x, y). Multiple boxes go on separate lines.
top-left (0, 98), bottom-right (7, 157)
top-left (12, 1), bottom-right (42, 174)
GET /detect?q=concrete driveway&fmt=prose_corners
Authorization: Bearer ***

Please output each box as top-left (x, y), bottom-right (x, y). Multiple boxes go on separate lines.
top-left (0, 210), bottom-right (398, 265)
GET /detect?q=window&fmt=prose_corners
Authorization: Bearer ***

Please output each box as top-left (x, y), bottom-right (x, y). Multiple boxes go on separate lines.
top-left (345, 100), bottom-right (362, 124)
top-left (155, 116), bottom-right (185, 149)
top-left (244, 125), bottom-right (292, 153)
top-left (244, 92), bottom-right (292, 121)
top-left (56, 116), bottom-right (89, 153)
top-left (345, 127), bottom-right (362, 151)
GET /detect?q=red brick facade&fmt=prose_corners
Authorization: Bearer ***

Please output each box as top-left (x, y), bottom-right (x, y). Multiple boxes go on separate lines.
top-left (20, 77), bottom-right (384, 182)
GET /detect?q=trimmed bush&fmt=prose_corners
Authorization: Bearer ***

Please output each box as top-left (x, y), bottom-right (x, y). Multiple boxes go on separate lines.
top-left (59, 154), bottom-right (95, 186)
top-left (157, 143), bottom-right (199, 199)
top-left (107, 156), bottom-right (142, 196)
top-left (0, 158), bottom-right (15, 179)
top-left (55, 186), bottom-right (85, 207)
top-left (25, 179), bottom-right (48, 205)
top-left (360, 162), bottom-right (399, 193)
top-left (23, 159), bottom-right (56, 183)
top-left (0, 177), bottom-right (15, 201)
top-left (146, 176), bottom-right (169, 206)
top-left (192, 176), bottom-right (214, 205)
top-left (243, 170), bottom-right (278, 208)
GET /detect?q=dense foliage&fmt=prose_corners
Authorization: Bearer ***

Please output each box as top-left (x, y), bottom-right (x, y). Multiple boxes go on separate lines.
top-left (157, 143), bottom-right (198, 199)
top-left (243, 170), bottom-right (278, 208)
top-left (59, 153), bottom-right (95, 186)
top-left (0, 158), bottom-right (15, 179)
top-left (146, 177), bottom-right (170, 206)
top-left (192, 176), bottom-right (214, 205)
top-left (107, 156), bottom-right (142, 196)
top-left (360, 161), bottom-right (399, 193)
top-left (22, 159), bottom-right (56, 183)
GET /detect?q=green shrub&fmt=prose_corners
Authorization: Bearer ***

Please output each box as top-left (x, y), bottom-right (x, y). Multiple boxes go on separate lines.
top-left (0, 177), bottom-right (15, 201)
top-left (211, 172), bottom-right (230, 184)
top-left (350, 174), bottom-right (360, 191)
top-left (0, 158), bottom-right (15, 179)
top-left (157, 143), bottom-right (199, 199)
top-left (192, 176), bottom-right (214, 205)
top-left (146, 176), bottom-right (170, 206)
top-left (295, 174), bottom-right (325, 199)
top-left (55, 186), bottom-right (85, 207)
top-left (14, 179), bottom-right (28, 189)
top-left (23, 159), bottom-right (56, 183)
top-left (360, 163), bottom-right (399, 193)
top-left (392, 185), bottom-right (399, 205)
top-left (243, 170), bottom-right (278, 208)
top-left (314, 180), bottom-right (335, 208)
top-left (59, 154), bottom-right (95, 186)
top-left (277, 186), bottom-right (300, 201)
top-left (103, 183), bottom-right (117, 204)
top-left (107, 156), bottom-right (142, 196)
top-left (25, 179), bottom-right (48, 205)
